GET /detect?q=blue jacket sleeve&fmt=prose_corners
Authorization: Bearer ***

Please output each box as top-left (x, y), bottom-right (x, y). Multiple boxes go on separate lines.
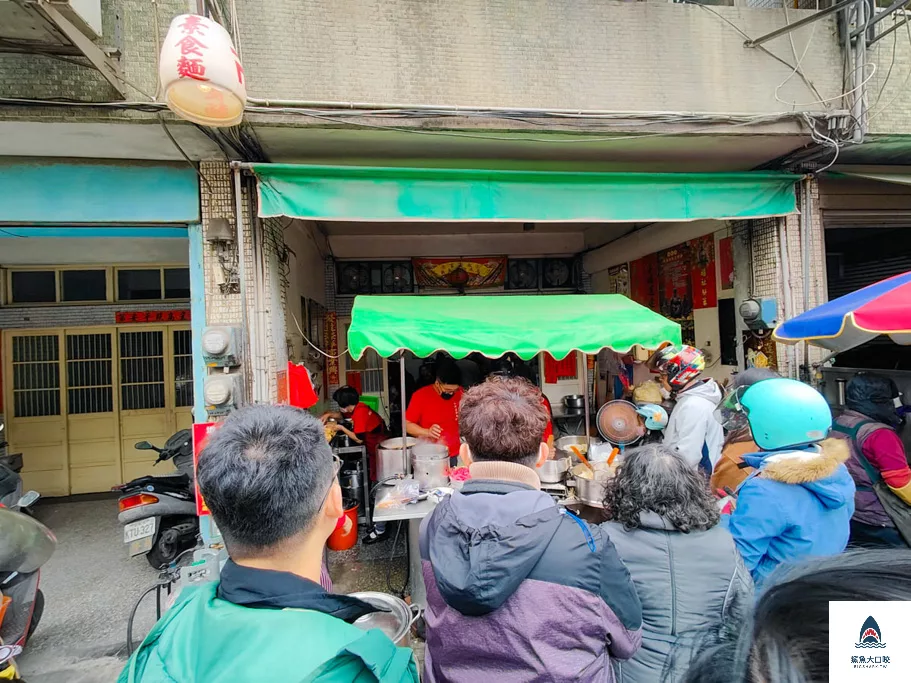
top-left (724, 478), bottom-right (786, 584)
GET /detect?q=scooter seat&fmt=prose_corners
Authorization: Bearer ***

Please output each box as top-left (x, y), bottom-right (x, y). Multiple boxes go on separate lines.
top-left (121, 473), bottom-right (190, 494)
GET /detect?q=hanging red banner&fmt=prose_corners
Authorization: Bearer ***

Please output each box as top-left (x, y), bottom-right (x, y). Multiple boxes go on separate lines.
top-left (324, 312), bottom-right (340, 386)
top-left (193, 422), bottom-right (219, 517)
top-left (629, 254), bottom-right (660, 312)
top-left (412, 257), bottom-right (506, 288)
top-left (688, 234), bottom-right (717, 309)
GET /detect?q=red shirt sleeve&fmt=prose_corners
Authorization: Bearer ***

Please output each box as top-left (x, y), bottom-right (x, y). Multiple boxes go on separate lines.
top-left (862, 428), bottom-right (911, 489)
top-left (406, 386), bottom-right (427, 425)
top-left (351, 403), bottom-right (381, 435)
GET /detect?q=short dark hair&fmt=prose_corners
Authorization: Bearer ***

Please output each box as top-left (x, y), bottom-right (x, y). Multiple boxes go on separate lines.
top-left (683, 550), bottom-right (911, 683)
top-left (459, 376), bottom-right (548, 467)
top-left (436, 359), bottom-right (461, 385)
top-left (197, 404), bottom-right (334, 557)
top-left (602, 444), bottom-right (719, 532)
top-left (333, 385), bottom-right (360, 409)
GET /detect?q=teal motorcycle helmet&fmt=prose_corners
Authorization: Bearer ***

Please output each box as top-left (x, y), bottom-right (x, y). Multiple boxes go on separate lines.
top-left (717, 377), bottom-right (832, 451)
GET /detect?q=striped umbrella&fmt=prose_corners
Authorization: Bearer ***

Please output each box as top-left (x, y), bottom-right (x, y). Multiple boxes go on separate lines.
top-left (774, 271), bottom-right (911, 353)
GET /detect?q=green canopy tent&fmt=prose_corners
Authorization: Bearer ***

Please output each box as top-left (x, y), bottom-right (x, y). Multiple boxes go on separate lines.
top-left (347, 294), bottom-right (682, 455)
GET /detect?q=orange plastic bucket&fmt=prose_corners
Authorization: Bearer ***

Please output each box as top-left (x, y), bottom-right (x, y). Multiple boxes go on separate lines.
top-left (327, 501), bottom-right (359, 551)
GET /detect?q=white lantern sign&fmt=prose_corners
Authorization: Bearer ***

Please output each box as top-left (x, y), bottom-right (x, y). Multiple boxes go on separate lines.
top-left (159, 14), bottom-right (246, 127)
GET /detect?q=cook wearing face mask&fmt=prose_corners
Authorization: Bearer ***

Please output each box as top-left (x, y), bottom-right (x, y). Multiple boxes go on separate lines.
top-left (406, 359), bottom-right (464, 463)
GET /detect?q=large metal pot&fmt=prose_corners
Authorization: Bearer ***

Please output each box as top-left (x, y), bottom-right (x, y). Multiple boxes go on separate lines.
top-left (570, 462), bottom-right (614, 508)
top-left (563, 394), bottom-right (585, 409)
top-left (555, 436), bottom-right (604, 462)
top-left (376, 437), bottom-right (417, 481)
top-left (412, 442), bottom-right (449, 491)
top-left (350, 591), bottom-right (418, 647)
top-left (538, 456), bottom-right (570, 484)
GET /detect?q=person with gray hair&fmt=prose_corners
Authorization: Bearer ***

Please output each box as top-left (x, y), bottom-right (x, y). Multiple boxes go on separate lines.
top-left (601, 444), bottom-right (753, 683)
top-left (120, 405), bottom-right (418, 683)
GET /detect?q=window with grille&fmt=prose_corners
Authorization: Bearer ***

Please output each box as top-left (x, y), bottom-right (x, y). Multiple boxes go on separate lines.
top-left (347, 347), bottom-right (385, 394)
top-left (66, 333), bottom-right (113, 414)
top-left (173, 329), bottom-right (194, 408)
top-left (12, 335), bottom-right (61, 417)
top-left (120, 331), bottom-right (165, 410)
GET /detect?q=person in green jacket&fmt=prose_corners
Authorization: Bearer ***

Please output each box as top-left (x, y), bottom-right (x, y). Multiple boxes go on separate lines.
top-left (119, 404), bottom-right (419, 683)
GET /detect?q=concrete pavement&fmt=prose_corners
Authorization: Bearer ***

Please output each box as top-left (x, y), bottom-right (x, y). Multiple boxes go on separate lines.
top-left (17, 497), bottom-right (160, 683)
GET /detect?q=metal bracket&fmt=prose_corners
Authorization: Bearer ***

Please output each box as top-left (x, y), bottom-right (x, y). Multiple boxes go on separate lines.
top-left (868, 9), bottom-right (911, 46)
top-left (745, 0), bottom-right (857, 48)
top-left (35, 0), bottom-right (126, 97)
top-left (851, 0), bottom-right (911, 39)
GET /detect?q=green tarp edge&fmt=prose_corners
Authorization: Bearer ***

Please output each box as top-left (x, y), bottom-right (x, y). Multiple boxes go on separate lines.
top-left (251, 164), bottom-right (800, 223)
top-left (347, 294), bottom-right (682, 360)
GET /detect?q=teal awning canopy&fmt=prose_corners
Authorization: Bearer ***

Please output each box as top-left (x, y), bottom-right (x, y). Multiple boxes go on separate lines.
top-left (252, 164), bottom-right (800, 223)
top-left (347, 294), bottom-right (682, 360)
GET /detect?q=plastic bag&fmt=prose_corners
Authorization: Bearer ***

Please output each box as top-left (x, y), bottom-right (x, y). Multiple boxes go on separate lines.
top-left (375, 479), bottom-right (421, 510)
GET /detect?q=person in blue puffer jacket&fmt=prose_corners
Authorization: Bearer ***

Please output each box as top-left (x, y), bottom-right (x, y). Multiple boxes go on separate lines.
top-left (717, 377), bottom-right (856, 586)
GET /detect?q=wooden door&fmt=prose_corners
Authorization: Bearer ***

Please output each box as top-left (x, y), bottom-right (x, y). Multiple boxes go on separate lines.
top-left (118, 327), bottom-right (174, 482)
top-left (3, 331), bottom-right (68, 496)
top-left (65, 329), bottom-right (120, 493)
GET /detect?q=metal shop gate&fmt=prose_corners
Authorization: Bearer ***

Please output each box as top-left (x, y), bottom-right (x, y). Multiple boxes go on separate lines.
top-left (3, 325), bottom-right (193, 496)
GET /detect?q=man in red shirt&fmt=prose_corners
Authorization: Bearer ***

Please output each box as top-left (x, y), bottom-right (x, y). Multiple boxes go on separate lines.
top-left (321, 386), bottom-right (387, 468)
top-left (406, 360), bottom-right (463, 464)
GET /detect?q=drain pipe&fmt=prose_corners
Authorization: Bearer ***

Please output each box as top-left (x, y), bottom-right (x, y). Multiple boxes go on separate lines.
top-left (852, 0), bottom-right (868, 143)
top-left (801, 178), bottom-right (813, 379)
top-left (232, 164), bottom-right (257, 403)
top-left (779, 219), bottom-right (797, 378)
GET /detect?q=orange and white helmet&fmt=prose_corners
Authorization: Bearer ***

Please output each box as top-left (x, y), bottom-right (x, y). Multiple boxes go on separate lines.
top-left (649, 345), bottom-right (705, 390)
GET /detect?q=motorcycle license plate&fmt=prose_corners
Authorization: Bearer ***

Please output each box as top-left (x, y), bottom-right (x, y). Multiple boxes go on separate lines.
top-left (124, 518), bottom-right (157, 556)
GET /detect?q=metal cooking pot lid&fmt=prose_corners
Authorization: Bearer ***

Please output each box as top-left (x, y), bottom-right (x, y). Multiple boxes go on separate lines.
top-left (596, 400), bottom-right (643, 446)
top-left (350, 591), bottom-right (411, 642)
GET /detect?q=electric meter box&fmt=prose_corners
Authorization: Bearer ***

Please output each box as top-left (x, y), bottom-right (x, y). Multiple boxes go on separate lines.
top-left (739, 297), bottom-right (778, 331)
top-left (204, 373), bottom-right (244, 417)
top-left (201, 326), bottom-right (243, 367)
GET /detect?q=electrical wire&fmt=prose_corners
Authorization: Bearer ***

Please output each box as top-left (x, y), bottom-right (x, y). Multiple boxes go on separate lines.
top-left (865, 13), bottom-right (911, 124)
top-left (291, 311), bottom-right (349, 359)
top-left (158, 114), bottom-right (214, 192)
top-left (244, 106), bottom-right (812, 144)
top-left (775, 6), bottom-right (823, 110)
top-left (126, 581), bottom-right (169, 655)
top-left (686, 1), bottom-right (828, 107)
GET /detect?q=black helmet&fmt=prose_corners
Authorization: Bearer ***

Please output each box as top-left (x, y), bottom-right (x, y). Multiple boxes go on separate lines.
top-left (846, 373), bottom-right (902, 428)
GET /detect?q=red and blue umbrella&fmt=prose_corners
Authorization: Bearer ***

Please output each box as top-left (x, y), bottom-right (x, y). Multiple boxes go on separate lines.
top-left (774, 270), bottom-right (911, 353)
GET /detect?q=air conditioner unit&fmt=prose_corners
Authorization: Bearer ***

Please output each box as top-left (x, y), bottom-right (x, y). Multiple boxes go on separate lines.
top-left (0, 0), bottom-right (102, 43)
top-left (55, 0), bottom-right (103, 39)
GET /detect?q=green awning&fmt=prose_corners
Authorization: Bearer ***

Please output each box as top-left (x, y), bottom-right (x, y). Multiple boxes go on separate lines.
top-left (347, 294), bottom-right (682, 360)
top-left (252, 164), bottom-right (800, 222)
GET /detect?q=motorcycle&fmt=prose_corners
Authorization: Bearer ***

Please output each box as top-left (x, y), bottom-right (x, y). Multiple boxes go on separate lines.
top-left (0, 506), bottom-right (56, 680)
top-left (0, 425), bottom-right (39, 515)
top-left (114, 430), bottom-right (199, 569)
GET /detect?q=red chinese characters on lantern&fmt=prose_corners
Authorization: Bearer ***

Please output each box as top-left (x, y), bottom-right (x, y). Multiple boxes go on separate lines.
top-left (175, 20), bottom-right (209, 81)
top-left (231, 48), bottom-right (244, 86)
top-left (177, 57), bottom-right (206, 80)
top-left (179, 15), bottom-right (207, 37)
